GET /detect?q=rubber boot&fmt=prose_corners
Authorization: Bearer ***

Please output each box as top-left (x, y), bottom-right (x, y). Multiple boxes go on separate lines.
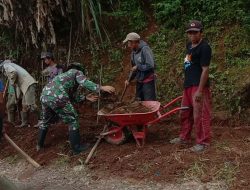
top-left (7, 111), bottom-right (15, 126)
top-left (69, 129), bottom-right (90, 154)
top-left (33, 120), bottom-right (42, 128)
top-left (15, 112), bottom-right (30, 128)
top-left (36, 128), bottom-right (48, 151)
top-left (33, 110), bottom-right (42, 128)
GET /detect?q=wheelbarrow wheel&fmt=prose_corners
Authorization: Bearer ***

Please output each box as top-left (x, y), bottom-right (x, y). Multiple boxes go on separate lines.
top-left (105, 125), bottom-right (130, 145)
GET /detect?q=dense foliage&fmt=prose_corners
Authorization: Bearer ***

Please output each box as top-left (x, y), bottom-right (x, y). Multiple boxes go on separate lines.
top-left (0, 0), bottom-right (249, 117)
top-left (153, 0), bottom-right (250, 28)
top-left (150, 0), bottom-right (250, 115)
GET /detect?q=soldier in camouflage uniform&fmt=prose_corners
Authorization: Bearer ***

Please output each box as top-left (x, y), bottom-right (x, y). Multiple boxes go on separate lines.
top-left (34, 52), bottom-right (64, 128)
top-left (37, 62), bottom-right (115, 154)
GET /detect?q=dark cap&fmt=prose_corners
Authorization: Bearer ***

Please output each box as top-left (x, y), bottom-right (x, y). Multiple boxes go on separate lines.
top-left (41, 52), bottom-right (54, 59)
top-left (68, 62), bottom-right (85, 74)
top-left (186, 20), bottom-right (203, 32)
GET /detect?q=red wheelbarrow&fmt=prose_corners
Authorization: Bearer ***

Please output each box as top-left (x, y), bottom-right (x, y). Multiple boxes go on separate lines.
top-left (98, 96), bottom-right (189, 147)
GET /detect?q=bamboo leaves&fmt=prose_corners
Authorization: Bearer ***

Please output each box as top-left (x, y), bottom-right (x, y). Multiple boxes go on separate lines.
top-left (0, 0), bottom-right (109, 47)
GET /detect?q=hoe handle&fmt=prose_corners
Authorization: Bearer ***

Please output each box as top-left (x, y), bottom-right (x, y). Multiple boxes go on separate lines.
top-left (4, 133), bottom-right (41, 168)
top-left (85, 125), bottom-right (108, 165)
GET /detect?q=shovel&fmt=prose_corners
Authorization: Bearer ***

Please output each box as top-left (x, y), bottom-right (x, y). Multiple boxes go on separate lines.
top-left (100, 71), bottom-right (133, 115)
top-left (2, 80), bottom-right (9, 102)
top-left (120, 71), bottom-right (133, 102)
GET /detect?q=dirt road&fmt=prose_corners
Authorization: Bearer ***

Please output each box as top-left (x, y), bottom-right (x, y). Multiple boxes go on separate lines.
top-left (0, 159), bottom-right (227, 190)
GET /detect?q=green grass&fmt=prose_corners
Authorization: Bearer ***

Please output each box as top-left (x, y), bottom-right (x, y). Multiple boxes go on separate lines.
top-left (184, 161), bottom-right (205, 180)
top-left (54, 154), bottom-right (70, 166)
top-left (4, 155), bottom-right (21, 165)
top-left (136, 162), bottom-right (153, 173)
top-left (214, 162), bottom-right (239, 185)
top-left (214, 141), bottom-right (231, 152)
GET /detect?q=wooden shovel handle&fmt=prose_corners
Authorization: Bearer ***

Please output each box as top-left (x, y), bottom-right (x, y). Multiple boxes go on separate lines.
top-left (84, 125), bottom-right (108, 165)
top-left (120, 71), bottom-right (133, 102)
top-left (4, 133), bottom-right (41, 168)
top-left (3, 80), bottom-right (9, 101)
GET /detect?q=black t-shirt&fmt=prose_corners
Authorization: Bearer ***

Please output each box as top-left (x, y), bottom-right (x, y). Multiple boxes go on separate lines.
top-left (184, 40), bottom-right (212, 88)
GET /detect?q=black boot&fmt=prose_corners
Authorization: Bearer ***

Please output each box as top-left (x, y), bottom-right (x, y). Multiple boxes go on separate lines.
top-left (69, 129), bottom-right (89, 154)
top-left (36, 128), bottom-right (48, 151)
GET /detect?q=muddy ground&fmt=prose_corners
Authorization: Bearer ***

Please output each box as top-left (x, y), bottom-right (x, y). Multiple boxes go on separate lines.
top-left (0, 102), bottom-right (250, 190)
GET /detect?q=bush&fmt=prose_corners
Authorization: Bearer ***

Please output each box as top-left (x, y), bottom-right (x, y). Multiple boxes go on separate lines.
top-left (153, 0), bottom-right (249, 28)
top-left (148, 22), bottom-right (250, 115)
top-left (103, 0), bottom-right (147, 39)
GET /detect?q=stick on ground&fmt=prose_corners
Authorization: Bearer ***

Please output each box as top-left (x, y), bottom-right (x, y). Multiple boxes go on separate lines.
top-left (85, 125), bottom-right (107, 165)
top-left (4, 133), bottom-right (41, 168)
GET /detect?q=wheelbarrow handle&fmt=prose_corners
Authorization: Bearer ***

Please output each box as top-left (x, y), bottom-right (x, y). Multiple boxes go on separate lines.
top-left (146, 96), bottom-right (187, 126)
top-left (160, 96), bottom-right (183, 111)
top-left (146, 106), bottom-right (189, 126)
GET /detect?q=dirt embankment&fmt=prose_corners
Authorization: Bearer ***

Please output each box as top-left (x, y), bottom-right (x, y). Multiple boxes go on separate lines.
top-left (1, 102), bottom-right (250, 189)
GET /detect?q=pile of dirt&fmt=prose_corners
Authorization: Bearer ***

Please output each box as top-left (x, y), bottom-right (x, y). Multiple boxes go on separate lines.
top-left (109, 101), bottom-right (152, 114)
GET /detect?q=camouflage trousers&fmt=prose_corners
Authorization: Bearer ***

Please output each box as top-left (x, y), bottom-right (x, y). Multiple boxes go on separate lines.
top-left (40, 96), bottom-right (80, 130)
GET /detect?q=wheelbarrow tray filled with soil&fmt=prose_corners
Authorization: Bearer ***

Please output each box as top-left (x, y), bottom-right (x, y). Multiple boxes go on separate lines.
top-left (98, 101), bottom-right (161, 126)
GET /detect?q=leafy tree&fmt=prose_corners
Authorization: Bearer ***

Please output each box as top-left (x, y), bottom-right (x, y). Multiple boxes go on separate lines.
top-left (0, 0), bottom-right (108, 48)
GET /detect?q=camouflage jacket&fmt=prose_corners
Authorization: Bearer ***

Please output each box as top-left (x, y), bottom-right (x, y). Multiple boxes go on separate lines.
top-left (41, 69), bottom-right (99, 104)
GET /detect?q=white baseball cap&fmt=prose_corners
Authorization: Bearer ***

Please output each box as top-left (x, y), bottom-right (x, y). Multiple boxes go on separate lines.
top-left (123, 32), bottom-right (140, 44)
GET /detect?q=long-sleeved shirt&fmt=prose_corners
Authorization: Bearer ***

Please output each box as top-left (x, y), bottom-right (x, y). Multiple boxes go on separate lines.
top-left (41, 69), bottom-right (99, 104)
top-left (42, 64), bottom-right (63, 82)
top-left (130, 40), bottom-right (155, 82)
top-left (2, 60), bottom-right (37, 95)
